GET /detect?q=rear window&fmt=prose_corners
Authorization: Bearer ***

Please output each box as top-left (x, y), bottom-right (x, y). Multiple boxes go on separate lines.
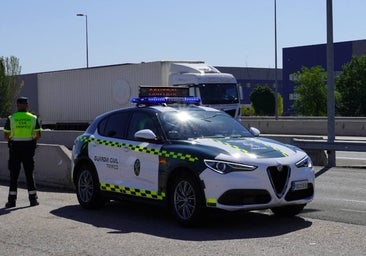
top-left (98, 111), bottom-right (130, 139)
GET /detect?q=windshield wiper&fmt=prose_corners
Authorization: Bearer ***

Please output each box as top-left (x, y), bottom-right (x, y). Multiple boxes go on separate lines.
top-left (229, 134), bottom-right (247, 138)
top-left (203, 135), bottom-right (226, 138)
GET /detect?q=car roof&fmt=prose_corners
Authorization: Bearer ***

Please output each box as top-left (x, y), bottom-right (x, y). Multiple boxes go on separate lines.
top-left (148, 104), bottom-right (222, 113)
top-left (96, 104), bottom-right (222, 118)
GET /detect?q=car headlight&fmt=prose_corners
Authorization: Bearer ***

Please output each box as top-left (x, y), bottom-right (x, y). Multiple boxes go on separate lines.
top-left (204, 159), bottom-right (257, 174)
top-left (295, 156), bottom-right (313, 168)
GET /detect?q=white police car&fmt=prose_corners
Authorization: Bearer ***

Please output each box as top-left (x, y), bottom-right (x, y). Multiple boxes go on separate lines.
top-left (71, 87), bottom-right (314, 226)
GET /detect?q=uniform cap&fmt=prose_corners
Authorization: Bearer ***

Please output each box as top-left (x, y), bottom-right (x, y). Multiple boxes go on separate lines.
top-left (17, 97), bottom-right (28, 104)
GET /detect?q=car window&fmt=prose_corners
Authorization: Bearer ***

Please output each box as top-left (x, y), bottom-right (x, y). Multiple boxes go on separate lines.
top-left (98, 111), bottom-right (130, 139)
top-left (127, 112), bottom-right (159, 140)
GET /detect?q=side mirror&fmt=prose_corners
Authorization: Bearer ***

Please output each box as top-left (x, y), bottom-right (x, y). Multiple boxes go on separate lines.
top-left (249, 127), bottom-right (260, 137)
top-left (134, 129), bottom-right (158, 141)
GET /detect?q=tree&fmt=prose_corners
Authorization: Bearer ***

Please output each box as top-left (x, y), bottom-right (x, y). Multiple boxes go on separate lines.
top-left (277, 93), bottom-right (283, 116)
top-left (0, 56), bottom-right (23, 117)
top-left (250, 86), bottom-right (275, 115)
top-left (336, 55), bottom-right (366, 116)
top-left (292, 66), bottom-right (327, 116)
top-left (241, 103), bottom-right (255, 116)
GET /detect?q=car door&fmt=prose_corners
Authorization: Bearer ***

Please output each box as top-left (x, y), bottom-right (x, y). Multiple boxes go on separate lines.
top-left (88, 110), bottom-right (131, 186)
top-left (120, 110), bottom-right (162, 192)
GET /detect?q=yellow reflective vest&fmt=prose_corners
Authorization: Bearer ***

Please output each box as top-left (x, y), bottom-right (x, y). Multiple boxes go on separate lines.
top-left (4, 111), bottom-right (41, 141)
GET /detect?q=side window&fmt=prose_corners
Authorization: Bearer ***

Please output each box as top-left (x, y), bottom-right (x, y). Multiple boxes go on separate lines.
top-left (98, 111), bottom-right (130, 139)
top-left (127, 112), bottom-right (158, 140)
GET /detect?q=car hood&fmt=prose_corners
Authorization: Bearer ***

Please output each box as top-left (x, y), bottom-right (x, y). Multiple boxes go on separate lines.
top-left (190, 137), bottom-right (303, 160)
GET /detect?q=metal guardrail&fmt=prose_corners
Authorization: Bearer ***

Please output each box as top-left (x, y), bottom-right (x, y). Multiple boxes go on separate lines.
top-left (292, 138), bottom-right (366, 152)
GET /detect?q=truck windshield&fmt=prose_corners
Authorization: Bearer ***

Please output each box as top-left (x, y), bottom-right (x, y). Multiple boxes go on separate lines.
top-left (199, 83), bottom-right (239, 104)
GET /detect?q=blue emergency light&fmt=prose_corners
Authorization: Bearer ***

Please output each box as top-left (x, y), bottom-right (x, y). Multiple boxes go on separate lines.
top-left (131, 96), bottom-right (201, 105)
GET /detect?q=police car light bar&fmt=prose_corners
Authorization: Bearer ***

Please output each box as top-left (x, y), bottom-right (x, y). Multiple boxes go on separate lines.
top-left (131, 96), bottom-right (201, 105)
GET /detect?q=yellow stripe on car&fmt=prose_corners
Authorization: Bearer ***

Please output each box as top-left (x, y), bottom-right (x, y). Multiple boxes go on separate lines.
top-left (100, 183), bottom-right (166, 200)
top-left (206, 198), bottom-right (217, 207)
top-left (80, 136), bottom-right (199, 162)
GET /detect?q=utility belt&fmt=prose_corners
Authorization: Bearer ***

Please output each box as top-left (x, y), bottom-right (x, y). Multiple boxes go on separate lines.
top-left (8, 139), bottom-right (37, 149)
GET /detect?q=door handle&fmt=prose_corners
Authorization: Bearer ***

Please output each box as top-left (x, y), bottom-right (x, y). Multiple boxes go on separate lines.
top-left (122, 146), bottom-right (130, 152)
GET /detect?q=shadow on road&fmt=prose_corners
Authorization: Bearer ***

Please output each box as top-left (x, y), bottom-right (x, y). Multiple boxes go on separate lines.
top-left (315, 166), bottom-right (332, 178)
top-left (0, 179), bottom-right (74, 194)
top-left (50, 200), bottom-right (312, 241)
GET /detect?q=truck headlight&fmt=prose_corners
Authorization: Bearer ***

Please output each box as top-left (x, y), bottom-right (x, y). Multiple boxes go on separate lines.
top-left (204, 159), bottom-right (257, 174)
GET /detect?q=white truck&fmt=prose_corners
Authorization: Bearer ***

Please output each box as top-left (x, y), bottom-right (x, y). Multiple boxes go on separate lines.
top-left (37, 61), bottom-right (240, 129)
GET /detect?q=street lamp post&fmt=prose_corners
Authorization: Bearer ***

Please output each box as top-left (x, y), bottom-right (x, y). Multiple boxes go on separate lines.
top-left (274, 0), bottom-right (278, 119)
top-left (76, 13), bottom-right (89, 68)
top-left (326, 0), bottom-right (336, 167)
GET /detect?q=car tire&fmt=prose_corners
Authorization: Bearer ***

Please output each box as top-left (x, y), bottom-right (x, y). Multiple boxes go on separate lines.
top-left (169, 172), bottom-right (206, 227)
top-left (75, 164), bottom-right (105, 209)
top-left (270, 204), bottom-right (306, 217)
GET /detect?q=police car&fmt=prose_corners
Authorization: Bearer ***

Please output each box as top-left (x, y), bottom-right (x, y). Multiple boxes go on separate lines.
top-left (71, 87), bottom-right (315, 226)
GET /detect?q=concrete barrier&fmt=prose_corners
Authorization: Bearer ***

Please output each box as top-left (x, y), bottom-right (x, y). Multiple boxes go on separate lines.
top-left (0, 142), bottom-right (74, 190)
top-left (240, 117), bottom-right (366, 136)
top-left (38, 130), bottom-right (83, 149)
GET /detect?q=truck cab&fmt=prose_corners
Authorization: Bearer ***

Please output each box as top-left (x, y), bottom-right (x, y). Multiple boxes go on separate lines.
top-left (167, 62), bottom-right (240, 118)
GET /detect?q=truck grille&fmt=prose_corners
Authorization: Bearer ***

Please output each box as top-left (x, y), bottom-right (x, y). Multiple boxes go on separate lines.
top-left (224, 109), bottom-right (236, 117)
top-left (267, 165), bottom-right (290, 198)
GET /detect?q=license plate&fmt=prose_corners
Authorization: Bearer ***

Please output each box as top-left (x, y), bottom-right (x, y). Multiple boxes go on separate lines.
top-left (291, 180), bottom-right (308, 191)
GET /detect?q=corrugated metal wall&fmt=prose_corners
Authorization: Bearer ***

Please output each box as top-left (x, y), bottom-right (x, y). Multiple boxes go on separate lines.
top-left (37, 62), bottom-right (162, 124)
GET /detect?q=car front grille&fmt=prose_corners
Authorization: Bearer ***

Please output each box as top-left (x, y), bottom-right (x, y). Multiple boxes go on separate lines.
top-left (285, 184), bottom-right (314, 201)
top-left (218, 189), bottom-right (271, 205)
top-left (267, 165), bottom-right (290, 198)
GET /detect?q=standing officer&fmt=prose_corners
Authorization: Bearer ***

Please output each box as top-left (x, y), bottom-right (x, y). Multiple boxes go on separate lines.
top-left (3, 97), bottom-right (41, 208)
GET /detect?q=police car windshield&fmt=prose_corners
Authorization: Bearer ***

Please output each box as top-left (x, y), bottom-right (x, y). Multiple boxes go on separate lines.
top-left (160, 111), bottom-right (253, 140)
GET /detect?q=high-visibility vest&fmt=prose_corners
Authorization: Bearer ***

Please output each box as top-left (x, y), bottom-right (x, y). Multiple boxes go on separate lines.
top-left (4, 112), bottom-right (40, 141)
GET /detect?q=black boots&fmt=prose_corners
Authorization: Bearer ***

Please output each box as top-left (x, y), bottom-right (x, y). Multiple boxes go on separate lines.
top-left (4, 195), bottom-right (39, 208)
top-left (5, 200), bottom-right (16, 208)
top-left (5, 195), bottom-right (16, 208)
top-left (29, 194), bottom-right (39, 207)
top-left (30, 199), bottom-right (39, 207)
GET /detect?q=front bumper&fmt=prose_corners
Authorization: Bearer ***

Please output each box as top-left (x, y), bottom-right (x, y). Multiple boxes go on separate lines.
top-left (200, 165), bottom-right (315, 211)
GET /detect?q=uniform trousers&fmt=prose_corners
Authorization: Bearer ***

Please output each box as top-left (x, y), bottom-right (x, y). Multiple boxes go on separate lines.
top-left (8, 140), bottom-right (37, 201)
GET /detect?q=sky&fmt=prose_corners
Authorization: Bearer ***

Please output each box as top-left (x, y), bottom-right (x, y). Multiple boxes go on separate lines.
top-left (1, 0), bottom-right (366, 74)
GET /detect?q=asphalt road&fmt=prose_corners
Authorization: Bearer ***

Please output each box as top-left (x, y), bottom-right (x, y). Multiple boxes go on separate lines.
top-left (336, 151), bottom-right (366, 167)
top-left (301, 166), bottom-right (366, 226)
top-left (0, 165), bottom-right (365, 256)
